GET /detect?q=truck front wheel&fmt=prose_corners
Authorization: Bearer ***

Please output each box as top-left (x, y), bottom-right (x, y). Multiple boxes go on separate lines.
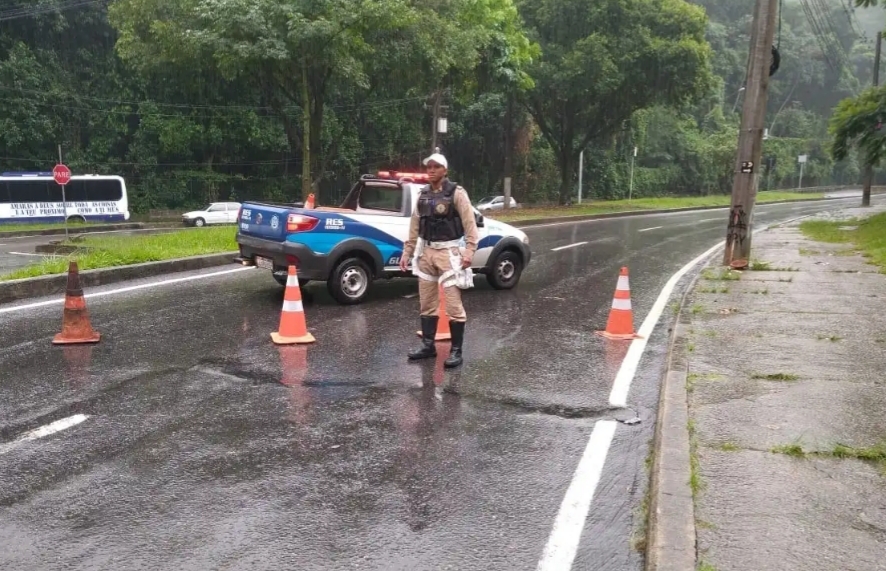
top-left (328, 257), bottom-right (373, 305)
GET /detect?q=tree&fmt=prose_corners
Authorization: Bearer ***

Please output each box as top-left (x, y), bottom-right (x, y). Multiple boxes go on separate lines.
top-left (517, 0), bottom-right (714, 203)
top-left (830, 86), bottom-right (886, 168)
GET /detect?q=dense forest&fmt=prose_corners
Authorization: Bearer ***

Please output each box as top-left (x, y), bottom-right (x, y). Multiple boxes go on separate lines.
top-left (0, 0), bottom-right (883, 212)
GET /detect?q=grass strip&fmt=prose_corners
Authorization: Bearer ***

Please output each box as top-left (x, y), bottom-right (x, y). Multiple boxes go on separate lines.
top-left (1, 227), bottom-right (236, 281)
top-left (0, 220), bottom-right (106, 234)
top-left (486, 192), bottom-right (824, 223)
top-left (800, 211), bottom-right (886, 271)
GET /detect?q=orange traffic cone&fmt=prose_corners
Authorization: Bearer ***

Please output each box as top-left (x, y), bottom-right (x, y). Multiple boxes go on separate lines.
top-left (53, 261), bottom-right (101, 345)
top-left (304, 193), bottom-right (315, 209)
top-left (596, 267), bottom-right (642, 340)
top-left (271, 265), bottom-right (316, 345)
top-left (416, 283), bottom-right (452, 341)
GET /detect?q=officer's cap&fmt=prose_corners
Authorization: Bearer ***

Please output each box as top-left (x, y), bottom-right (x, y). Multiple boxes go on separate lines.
top-left (423, 153), bottom-right (448, 169)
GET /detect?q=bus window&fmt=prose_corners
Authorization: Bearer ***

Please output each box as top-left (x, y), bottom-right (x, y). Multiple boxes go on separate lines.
top-left (0, 182), bottom-right (8, 203)
top-left (8, 180), bottom-right (50, 203)
top-left (89, 179), bottom-right (123, 201)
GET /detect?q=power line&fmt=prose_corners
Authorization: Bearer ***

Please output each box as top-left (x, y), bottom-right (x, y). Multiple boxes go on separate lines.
top-left (0, 0), bottom-right (105, 22)
top-left (0, 85), bottom-right (428, 113)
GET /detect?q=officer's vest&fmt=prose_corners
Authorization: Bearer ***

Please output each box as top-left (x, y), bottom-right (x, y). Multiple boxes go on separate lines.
top-left (417, 179), bottom-right (465, 242)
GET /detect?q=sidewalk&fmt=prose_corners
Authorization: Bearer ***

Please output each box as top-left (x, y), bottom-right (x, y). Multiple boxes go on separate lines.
top-left (683, 204), bottom-right (886, 571)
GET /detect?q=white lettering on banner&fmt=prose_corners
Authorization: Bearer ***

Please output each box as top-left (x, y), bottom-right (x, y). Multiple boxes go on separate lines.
top-left (6, 201), bottom-right (120, 218)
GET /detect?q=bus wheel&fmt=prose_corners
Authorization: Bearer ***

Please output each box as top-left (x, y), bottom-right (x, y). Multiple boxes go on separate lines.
top-left (68, 216), bottom-right (86, 224)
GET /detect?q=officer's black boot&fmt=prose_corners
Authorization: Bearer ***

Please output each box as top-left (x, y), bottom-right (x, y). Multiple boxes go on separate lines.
top-left (444, 321), bottom-right (465, 368)
top-left (408, 316), bottom-right (438, 360)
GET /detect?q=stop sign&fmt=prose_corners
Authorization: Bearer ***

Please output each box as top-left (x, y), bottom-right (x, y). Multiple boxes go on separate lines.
top-left (53, 164), bottom-right (72, 186)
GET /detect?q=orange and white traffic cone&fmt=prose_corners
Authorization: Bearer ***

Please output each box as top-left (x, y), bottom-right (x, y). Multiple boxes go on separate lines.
top-left (53, 261), bottom-right (101, 345)
top-left (596, 266), bottom-right (642, 340)
top-left (271, 265), bottom-right (316, 345)
top-left (416, 283), bottom-right (452, 341)
top-left (304, 193), bottom-right (315, 209)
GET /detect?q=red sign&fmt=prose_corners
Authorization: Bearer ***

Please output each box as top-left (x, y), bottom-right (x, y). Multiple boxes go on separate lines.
top-left (53, 164), bottom-right (72, 186)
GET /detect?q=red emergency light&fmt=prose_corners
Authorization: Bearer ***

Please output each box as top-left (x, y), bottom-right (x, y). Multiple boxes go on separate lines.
top-left (376, 170), bottom-right (429, 182)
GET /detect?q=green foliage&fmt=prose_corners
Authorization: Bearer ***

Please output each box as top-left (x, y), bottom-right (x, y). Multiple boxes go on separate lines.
top-left (0, 0), bottom-right (875, 212)
top-left (517, 0), bottom-right (714, 203)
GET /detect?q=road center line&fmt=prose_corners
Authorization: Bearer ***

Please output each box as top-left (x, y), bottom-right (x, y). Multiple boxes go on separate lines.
top-left (697, 218), bottom-right (721, 222)
top-left (0, 414), bottom-right (90, 456)
top-left (0, 266), bottom-right (255, 315)
top-left (536, 420), bottom-right (618, 570)
top-left (551, 241), bottom-right (588, 252)
top-left (638, 226), bottom-right (662, 232)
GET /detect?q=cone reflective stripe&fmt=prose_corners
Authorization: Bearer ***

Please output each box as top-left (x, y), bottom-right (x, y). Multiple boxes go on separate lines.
top-left (596, 266), bottom-right (642, 340)
top-left (416, 283), bottom-right (452, 341)
top-left (271, 265), bottom-right (316, 345)
top-left (53, 261), bottom-right (101, 345)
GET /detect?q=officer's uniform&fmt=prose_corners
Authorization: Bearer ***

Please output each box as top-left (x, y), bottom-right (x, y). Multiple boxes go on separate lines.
top-left (403, 155), bottom-right (479, 368)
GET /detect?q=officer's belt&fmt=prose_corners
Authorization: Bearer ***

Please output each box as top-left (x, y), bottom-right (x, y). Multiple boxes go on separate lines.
top-left (424, 239), bottom-right (462, 249)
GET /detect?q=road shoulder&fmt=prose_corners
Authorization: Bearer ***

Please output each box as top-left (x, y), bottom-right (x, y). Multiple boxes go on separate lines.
top-left (0, 252), bottom-right (238, 304)
top-left (650, 203), bottom-right (886, 571)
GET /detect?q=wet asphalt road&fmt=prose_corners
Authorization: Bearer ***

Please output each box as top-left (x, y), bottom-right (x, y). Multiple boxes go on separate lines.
top-left (0, 193), bottom-right (882, 571)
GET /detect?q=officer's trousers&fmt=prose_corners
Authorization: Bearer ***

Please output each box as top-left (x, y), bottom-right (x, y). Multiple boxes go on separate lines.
top-left (416, 246), bottom-right (467, 322)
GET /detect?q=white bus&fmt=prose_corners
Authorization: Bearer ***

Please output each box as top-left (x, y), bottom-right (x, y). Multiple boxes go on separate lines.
top-left (0, 172), bottom-right (131, 224)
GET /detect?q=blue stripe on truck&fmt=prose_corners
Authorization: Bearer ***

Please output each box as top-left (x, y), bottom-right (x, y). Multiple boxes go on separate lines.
top-left (285, 213), bottom-right (403, 255)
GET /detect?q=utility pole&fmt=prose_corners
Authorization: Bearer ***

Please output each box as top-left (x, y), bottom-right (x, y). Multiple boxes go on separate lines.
top-left (722, 0), bottom-right (780, 268)
top-left (503, 94), bottom-right (514, 211)
top-left (431, 90), bottom-right (442, 154)
top-left (577, 150), bottom-right (583, 204)
top-left (629, 146), bottom-right (637, 201)
top-left (862, 31), bottom-right (881, 208)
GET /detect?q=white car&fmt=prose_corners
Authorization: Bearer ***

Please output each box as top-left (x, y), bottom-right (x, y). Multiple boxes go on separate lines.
top-left (476, 195), bottom-right (520, 211)
top-left (182, 202), bottom-right (242, 227)
top-left (234, 171), bottom-right (532, 304)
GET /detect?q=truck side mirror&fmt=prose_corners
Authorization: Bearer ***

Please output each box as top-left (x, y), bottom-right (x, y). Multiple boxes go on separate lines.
top-left (476, 213), bottom-right (485, 228)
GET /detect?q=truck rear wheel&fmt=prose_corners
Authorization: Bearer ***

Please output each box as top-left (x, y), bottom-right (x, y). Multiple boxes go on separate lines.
top-left (328, 257), bottom-right (372, 305)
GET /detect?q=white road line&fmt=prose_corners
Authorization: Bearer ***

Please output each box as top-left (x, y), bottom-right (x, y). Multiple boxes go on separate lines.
top-left (608, 239), bottom-right (725, 407)
top-left (697, 218), bottom-right (721, 222)
top-left (0, 266), bottom-right (255, 315)
top-left (608, 209), bottom-right (816, 407)
top-left (638, 226), bottom-right (662, 232)
top-left (7, 251), bottom-right (49, 257)
top-left (536, 420), bottom-right (618, 570)
top-left (0, 414), bottom-right (90, 456)
top-left (551, 241), bottom-right (588, 252)
top-left (537, 215), bottom-right (825, 569)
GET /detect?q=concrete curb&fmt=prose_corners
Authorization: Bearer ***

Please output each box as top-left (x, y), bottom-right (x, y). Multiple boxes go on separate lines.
top-left (0, 251), bottom-right (239, 305)
top-left (502, 195), bottom-right (849, 228)
top-left (644, 257), bottom-right (705, 571)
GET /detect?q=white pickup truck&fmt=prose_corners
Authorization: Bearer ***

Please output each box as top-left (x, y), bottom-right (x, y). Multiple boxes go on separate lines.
top-left (234, 171), bottom-right (532, 305)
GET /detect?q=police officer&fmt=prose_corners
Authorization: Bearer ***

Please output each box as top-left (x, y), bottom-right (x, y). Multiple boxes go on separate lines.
top-left (400, 153), bottom-right (479, 368)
